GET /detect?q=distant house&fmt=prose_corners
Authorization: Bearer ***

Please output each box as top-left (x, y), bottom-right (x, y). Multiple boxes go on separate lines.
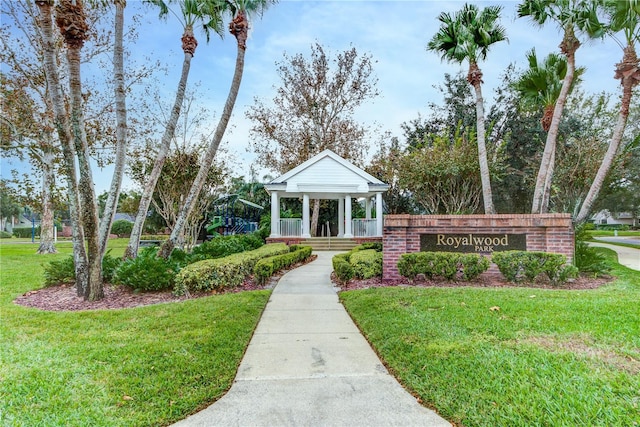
top-left (591, 210), bottom-right (638, 228)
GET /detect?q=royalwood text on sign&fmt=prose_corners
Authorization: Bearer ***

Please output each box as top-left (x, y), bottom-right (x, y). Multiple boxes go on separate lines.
top-left (420, 233), bottom-right (527, 253)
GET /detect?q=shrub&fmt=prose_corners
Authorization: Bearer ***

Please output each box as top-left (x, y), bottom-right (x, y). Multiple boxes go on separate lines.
top-left (459, 253), bottom-right (491, 281)
top-left (574, 224), bottom-right (611, 277)
top-left (253, 245), bottom-right (312, 284)
top-left (43, 256), bottom-right (76, 286)
top-left (12, 226), bottom-right (40, 238)
top-left (492, 251), bottom-right (577, 285)
top-left (114, 247), bottom-right (179, 291)
top-left (350, 249), bottom-right (383, 279)
top-left (43, 250), bottom-right (123, 286)
top-left (332, 253), bottom-right (354, 284)
top-left (397, 252), bottom-right (489, 281)
top-left (101, 250), bottom-right (122, 282)
top-left (0, 231), bottom-right (12, 239)
top-left (175, 243), bottom-right (289, 295)
top-left (332, 243), bottom-right (384, 284)
top-left (111, 219), bottom-right (133, 237)
top-left (189, 233), bottom-right (263, 261)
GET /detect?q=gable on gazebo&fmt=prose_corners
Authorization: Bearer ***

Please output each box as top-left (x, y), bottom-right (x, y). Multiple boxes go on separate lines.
top-left (264, 150), bottom-right (389, 238)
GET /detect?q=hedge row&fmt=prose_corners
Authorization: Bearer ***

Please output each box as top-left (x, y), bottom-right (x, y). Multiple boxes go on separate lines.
top-left (395, 250), bottom-right (577, 286)
top-left (174, 243), bottom-right (290, 295)
top-left (332, 244), bottom-right (383, 284)
top-left (492, 250), bottom-right (578, 285)
top-left (397, 252), bottom-right (489, 281)
top-left (253, 245), bottom-right (312, 285)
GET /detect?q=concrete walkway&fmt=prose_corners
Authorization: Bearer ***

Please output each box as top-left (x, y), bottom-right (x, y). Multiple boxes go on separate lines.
top-left (172, 251), bottom-right (450, 427)
top-left (589, 239), bottom-right (640, 271)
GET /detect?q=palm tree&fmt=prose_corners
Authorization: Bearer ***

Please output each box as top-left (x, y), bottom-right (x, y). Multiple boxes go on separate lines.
top-left (427, 3), bottom-right (507, 215)
top-left (575, 0), bottom-right (640, 223)
top-left (513, 48), bottom-right (585, 211)
top-left (159, 0), bottom-right (274, 258)
top-left (125, 0), bottom-right (225, 260)
top-left (518, 0), bottom-right (605, 214)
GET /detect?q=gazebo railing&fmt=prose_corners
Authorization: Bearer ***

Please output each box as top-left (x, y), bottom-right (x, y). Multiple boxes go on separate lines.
top-left (279, 218), bottom-right (302, 236)
top-left (352, 219), bottom-right (377, 237)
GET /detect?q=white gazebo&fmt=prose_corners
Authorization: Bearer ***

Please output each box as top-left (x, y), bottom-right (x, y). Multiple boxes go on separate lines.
top-left (264, 150), bottom-right (389, 239)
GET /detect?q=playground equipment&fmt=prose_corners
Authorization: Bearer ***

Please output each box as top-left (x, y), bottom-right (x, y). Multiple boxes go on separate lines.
top-left (206, 194), bottom-right (264, 236)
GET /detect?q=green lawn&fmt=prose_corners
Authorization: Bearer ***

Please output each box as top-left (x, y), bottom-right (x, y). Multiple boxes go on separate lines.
top-left (0, 240), bottom-right (270, 426)
top-left (340, 248), bottom-right (640, 427)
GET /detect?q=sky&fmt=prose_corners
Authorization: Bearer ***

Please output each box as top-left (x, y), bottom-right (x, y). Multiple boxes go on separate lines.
top-left (2, 0), bottom-right (629, 195)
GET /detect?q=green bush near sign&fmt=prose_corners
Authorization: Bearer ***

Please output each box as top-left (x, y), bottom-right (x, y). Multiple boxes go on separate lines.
top-left (332, 243), bottom-right (384, 284)
top-left (492, 251), bottom-right (578, 285)
top-left (397, 252), bottom-right (490, 281)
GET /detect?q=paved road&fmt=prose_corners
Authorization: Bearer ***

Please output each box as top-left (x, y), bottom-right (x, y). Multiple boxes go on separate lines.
top-left (172, 251), bottom-right (450, 427)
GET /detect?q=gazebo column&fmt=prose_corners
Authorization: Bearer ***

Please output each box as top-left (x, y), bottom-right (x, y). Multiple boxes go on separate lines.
top-left (344, 195), bottom-right (353, 238)
top-left (338, 198), bottom-right (344, 237)
top-left (376, 192), bottom-right (383, 237)
top-left (270, 191), bottom-right (280, 237)
top-left (302, 194), bottom-right (311, 238)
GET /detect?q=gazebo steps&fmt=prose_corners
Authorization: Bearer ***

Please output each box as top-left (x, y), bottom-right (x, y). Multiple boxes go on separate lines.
top-left (301, 237), bottom-right (359, 251)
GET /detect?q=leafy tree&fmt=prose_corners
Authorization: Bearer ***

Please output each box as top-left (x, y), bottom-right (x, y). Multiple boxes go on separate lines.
top-left (575, 0), bottom-right (640, 222)
top-left (125, 0), bottom-right (226, 259)
top-left (401, 73), bottom-right (476, 151)
top-left (398, 126), bottom-right (484, 215)
top-left (518, 0), bottom-right (605, 214)
top-left (0, 181), bottom-right (22, 232)
top-left (366, 137), bottom-right (416, 214)
top-left (427, 3), bottom-right (507, 214)
top-left (246, 42), bottom-right (381, 236)
top-left (160, 0), bottom-right (275, 258)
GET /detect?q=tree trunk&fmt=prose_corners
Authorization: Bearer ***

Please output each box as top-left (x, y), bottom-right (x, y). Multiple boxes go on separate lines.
top-left (470, 71), bottom-right (495, 214)
top-left (160, 13), bottom-right (248, 259)
top-left (540, 147), bottom-right (555, 214)
top-left (575, 45), bottom-right (638, 223)
top-left (35, 0), bottom-right (88, 295)
top-left (98, 0), bottom-right (127, 257)
top-left (57, 0), bottom-right (103, 300)
top-left (68, 48), bottom-right (102, 300)
top-left (531, 50), bottom-right (576, 214)
top-left (37, 145), bottom-right (57, 254)
top-left (125, 32), bottom-right (195, 260)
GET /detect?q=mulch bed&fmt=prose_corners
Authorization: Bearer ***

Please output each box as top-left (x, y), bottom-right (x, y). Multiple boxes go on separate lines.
top-left (14, 254), bottom-right (613, 312)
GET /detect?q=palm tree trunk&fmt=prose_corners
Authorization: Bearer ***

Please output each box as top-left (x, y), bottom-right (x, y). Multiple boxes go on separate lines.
top-left (531, 50), bottom-right (575, 214)
top-left (575, 46), bottom-right (638, 223)
top-left (98, 0), bottom-right (127, 257)
top-left (125, 32), bottom-right (195, 260)
top-left (37, 144), bottom-right (57, 254)
top-left (66, 43), bottom-right (103, 301)
top-left (540, 147), bottom-right (555, 213)
top-left (160, 12), bottom-right (248, 259)
top-left (470, 73), bottom-right (495, 214)
top-left (35, 0), bottom-right (88, 295)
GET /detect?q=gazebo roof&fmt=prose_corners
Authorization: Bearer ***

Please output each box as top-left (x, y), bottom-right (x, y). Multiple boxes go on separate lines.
top-left (264, 149), bottom-right (389, 199)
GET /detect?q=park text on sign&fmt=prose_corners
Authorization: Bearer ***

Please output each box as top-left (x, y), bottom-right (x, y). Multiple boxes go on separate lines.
top-left (420, 233), bottom-right (526, 253)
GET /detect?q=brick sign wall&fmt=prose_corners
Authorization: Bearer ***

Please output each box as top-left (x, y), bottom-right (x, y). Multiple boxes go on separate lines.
top-left (382, 214), bottom-right (575, 281)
